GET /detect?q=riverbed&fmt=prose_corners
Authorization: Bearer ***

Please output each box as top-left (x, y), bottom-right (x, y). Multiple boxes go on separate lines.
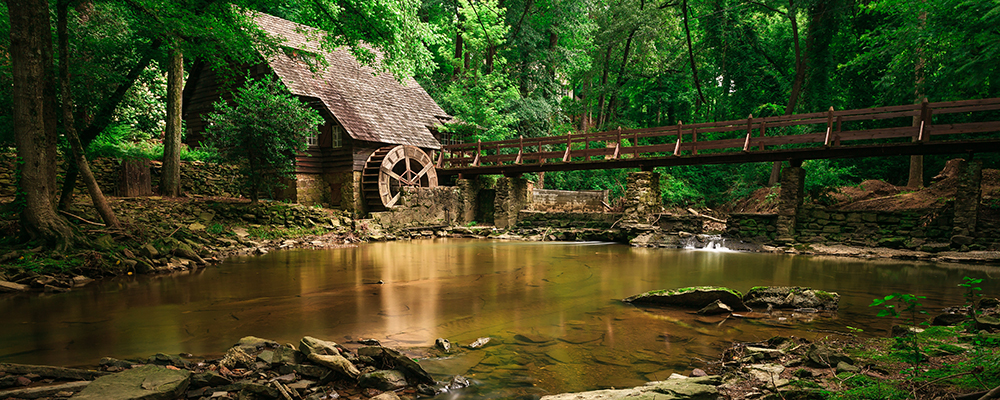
top-left (2, 239), bottom-right (997, 397)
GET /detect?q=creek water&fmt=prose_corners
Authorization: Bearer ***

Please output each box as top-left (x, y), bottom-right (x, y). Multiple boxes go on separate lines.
top-left (2, 239), bottom-right (999, 397)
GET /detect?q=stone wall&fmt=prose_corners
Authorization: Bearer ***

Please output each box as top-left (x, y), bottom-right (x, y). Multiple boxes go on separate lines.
top-left (726, 213), bottom-right (779, 242)
top-left (622, 171), bottom-right (662, 224)
top-left (515, 210), bottom-right (622, 229)
top-left (0, 152), bottom-right (243, 198)
top-left (370, 186), bottom-right (462, 230)
top-left (531, 189), bottom-right (608, 212)
top-left (725, 207), bottom-right (984, 251)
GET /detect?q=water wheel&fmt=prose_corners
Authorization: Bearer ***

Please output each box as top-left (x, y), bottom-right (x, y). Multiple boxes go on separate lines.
top-left (361, 145), bottom-right (438, 210)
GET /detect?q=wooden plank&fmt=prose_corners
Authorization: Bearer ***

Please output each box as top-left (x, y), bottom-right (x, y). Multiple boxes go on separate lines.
top-left (834, 126), bottom-right (916, 142)
top-left (928, 121), bottom-right (1000, 135)
top-left (838, 110), bottom-right (920, 122)
top-left (931, 103), bottom-right (1000, 115)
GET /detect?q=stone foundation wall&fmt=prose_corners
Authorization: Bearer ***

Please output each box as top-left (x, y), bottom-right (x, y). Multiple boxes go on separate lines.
top-left (725, 206), bottom-right (1000, 251)
top-left (794, 206), bottom-right (956, 249)
top-left (515, 210), bottom-right (622, 229)
top-left (0, 152), bottom-right (243, 198)
top-left (726, 213), bottom-right (779, 242)
top-left (290, 173), bottom-right (328, 206)
top-left (531, 189), bottom-right (608, 212)
top-left (655, 215), bottom-right (704, 234)
top-left (370, 186), bottom-right (461, 230)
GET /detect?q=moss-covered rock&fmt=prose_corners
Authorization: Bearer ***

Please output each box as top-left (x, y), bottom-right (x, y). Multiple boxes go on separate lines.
top-left (622, 286), bottom-right (748, 311)
top-left (743, 286), bottom-right (840, 311)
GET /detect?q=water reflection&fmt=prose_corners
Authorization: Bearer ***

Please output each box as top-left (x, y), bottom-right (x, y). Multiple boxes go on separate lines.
top-left (1, 239), bottom-right (998, 396)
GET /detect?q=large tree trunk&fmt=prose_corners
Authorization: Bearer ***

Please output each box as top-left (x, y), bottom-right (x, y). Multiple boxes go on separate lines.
top-left (58, 0), bottom-right (120, 229)
top-left (161, 45), bottom-right (184, 197)
top-left (8, 0), bottom-right (75, 249)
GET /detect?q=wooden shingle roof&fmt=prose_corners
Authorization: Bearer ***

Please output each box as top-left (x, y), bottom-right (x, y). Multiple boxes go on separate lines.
top-left (254, 12), bottom-right (447, 149)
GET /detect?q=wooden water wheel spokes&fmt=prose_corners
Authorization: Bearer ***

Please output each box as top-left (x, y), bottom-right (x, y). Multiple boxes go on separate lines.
top-left (361, 145), bottom-right (438, 210)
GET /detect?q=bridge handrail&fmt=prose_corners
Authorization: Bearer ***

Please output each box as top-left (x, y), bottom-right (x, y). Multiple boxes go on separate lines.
top-left (437, 98), bottom-right (1000, 170)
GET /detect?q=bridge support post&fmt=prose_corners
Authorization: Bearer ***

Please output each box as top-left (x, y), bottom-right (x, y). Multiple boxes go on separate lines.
top-left (951, 159), bottom-right (982, 247)
top-left (775, 162), bottom-right (805, 243)
top-left (495, 176), bottom-right (531, 229)
top-left (457, 178), bottom-right (481, 225)
top-left (623, 171), bottom-right (663, 224)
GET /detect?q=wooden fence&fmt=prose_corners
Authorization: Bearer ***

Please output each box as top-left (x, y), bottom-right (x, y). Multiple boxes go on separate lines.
top-left (434, 98), bottom-right (1000, 176)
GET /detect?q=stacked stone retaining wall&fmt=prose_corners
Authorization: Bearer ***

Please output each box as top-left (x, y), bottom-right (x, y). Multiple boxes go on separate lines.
top-left (0, 152), bottom-right (243, 198)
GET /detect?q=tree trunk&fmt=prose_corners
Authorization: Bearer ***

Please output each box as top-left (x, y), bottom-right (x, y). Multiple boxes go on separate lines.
top-left (58, 38), bottom-right (162, 207)
top-left (770, 0), bottom-right (806, 187)
top-left (161, 44), bottom-right (184, 197)
top-left (907, 9), bottom-right (928, 189)
top-left (682, 0), bottom-right (707, 108)
top-left (8, 0), bottom-right (76, 249)
top-left (597, 44), bottom-right (613, 127)
top-left (58, 0), bottom-right (120, 229)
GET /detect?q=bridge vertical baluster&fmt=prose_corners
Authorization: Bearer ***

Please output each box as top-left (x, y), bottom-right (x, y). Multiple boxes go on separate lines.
top-left (835, 116), bottom-right (842, 146)
top-left (673, 121), bottom-right (683, 157)
top-left (692, 127), bottom-right (698, 155)
top-left (824, 106), bottom-right (834, 147)
top-left (744, 114), bottom-right (754, 151)
top-left (613, 127), bottom-right (621, 159)
top-left (473, 139), bottom-right (481, 166)
top-left (516, 136), bottom-right (523, 164)
top-left (919, 98), bottom-right (931, 142)
top-left (563, 133), bottom-right (572, 162)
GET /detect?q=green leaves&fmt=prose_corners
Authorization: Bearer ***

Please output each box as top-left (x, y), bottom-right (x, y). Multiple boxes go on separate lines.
top-left (204, 77), bottom-right (323, 202)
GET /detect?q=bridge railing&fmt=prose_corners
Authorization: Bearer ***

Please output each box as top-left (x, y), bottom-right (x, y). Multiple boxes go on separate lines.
top-left (435, 98), bottom-right (1000, 170)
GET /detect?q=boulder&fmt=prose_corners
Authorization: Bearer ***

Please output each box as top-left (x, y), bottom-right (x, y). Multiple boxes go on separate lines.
top-left (804, 344), bottom-right (853, 368)
top-left (370, 392), bottom-right (400, 400)
top-left (931, 312), bottom-right (967, 326)
top-left (235, 336), bottom-right (278, 352)
top-left (139, 243), bottom-right (159, 259)
top-left (306, 353), bottom-right (360, 380)
top-left (975, 314), bottom-right (1000, 331)
top-left (697, 299), bottom-right (733, 315)
top-left (356, 347), bottom-right (435, 385)
top-left (189, 371), bottom-right (230, 389)
top-left (435, 338), bottom-right (452, 352)
top-left (623, 286), bottom-right (748, 311)
top-left (220, 347), bottom-right (254, 370)
top-left (299, 336), bottom-right (341, 357)
top-left (359, 370), bottom-right (408, 391)
top-left (743, 287), bottom-right (840, 311)
top-left (271, 344), bottom-right (302, 365)
top-left (73, 365), bottom-right (190, 400)
top-left (540, 375), bottom-right (721, 400)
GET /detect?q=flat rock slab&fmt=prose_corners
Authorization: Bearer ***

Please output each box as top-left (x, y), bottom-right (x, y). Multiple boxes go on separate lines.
top-left (73, 365), bottom-right (191, 400)
top-left (0, 380), bottom-right (90, 399)
top-left (540, 376), bottom-right (721, 400)
top-left (623, 286), bottom-right (748, 311)
top-left (0, 363), bottom-right (108, 381)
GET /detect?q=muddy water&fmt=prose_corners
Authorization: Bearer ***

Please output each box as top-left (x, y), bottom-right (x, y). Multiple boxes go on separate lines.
top-left (2, 239), bottom-right (998, 397)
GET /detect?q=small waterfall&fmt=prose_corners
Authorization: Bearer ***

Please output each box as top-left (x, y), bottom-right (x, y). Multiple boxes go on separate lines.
top-left (682, 234), bottom-right (736, 252)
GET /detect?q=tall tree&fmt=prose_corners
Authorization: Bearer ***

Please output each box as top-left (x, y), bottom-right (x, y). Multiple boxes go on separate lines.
top-left (7, 0), bottom-right (76, 249)
top-left (160, 44), bottom-right (183, 197)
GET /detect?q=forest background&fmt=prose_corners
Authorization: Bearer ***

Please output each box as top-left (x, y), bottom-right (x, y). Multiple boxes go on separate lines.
top-left (3, 0), bottom-right (1000, 209)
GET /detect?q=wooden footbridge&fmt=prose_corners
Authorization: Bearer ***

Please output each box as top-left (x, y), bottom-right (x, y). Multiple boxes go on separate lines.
top-left (433, 98), bottom-right (1000, 177)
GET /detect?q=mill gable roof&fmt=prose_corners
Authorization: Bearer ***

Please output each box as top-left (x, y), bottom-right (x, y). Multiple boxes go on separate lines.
top-left (253, 12), bottom-right (447, 149)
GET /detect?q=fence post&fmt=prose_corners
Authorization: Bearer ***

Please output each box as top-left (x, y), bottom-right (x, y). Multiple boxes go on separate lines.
top-left (743, 114), bottom-right (754, 151)
top-left (918, 98), bottom-right (931, 142)
top-left (824, 106), bottom-right (834, 147)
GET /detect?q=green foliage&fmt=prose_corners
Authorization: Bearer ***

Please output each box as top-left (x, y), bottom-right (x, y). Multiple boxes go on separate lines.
top-left (959, 276), bottom-right (984, 307)
top-left (247, 226), bottom-right (330, 240)
top-left (204, 77), bottom-right (323, 202)
top-left (803, 159), bottom-right (856, 202)
top-left (827, 373), bottom-right (909, 400)
top-left (871, 293), bottom-right (929, 367)
top-left (87, 124), bottom-right (220, 162)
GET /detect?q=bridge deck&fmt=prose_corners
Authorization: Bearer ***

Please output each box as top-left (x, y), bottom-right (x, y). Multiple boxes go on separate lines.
top-left (435, 98), bottom-right (1000, 177)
